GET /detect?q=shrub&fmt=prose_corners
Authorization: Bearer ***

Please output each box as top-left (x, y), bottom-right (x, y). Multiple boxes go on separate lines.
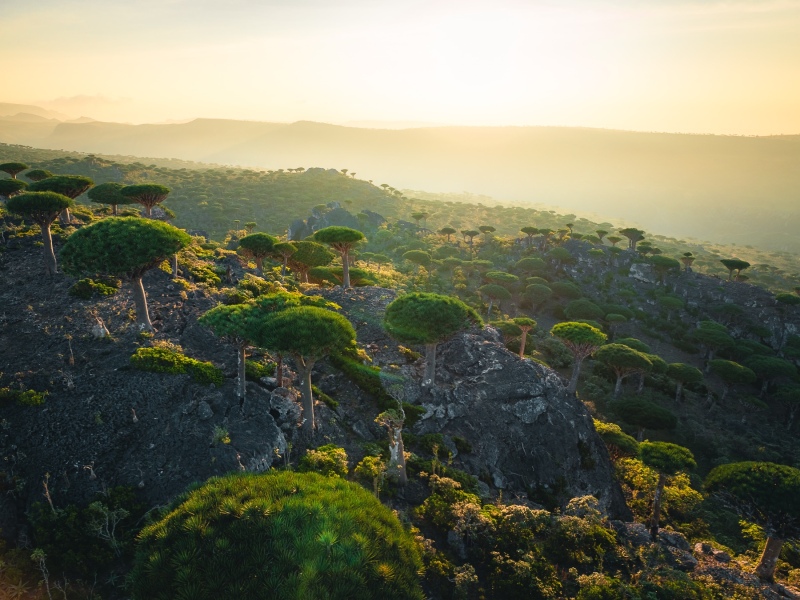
top-left (68, 276), bottom-right (121, 299)
top-left (244, 359), bottom-right (277, 381)
top-left (0, 387), bottom-right (48, 406)
top-left (130, 472), bottom-right (424, 600)
top-left (299, 444), bottom-right (349, 477)
top-left (130, 341), bottom-right (223, 386)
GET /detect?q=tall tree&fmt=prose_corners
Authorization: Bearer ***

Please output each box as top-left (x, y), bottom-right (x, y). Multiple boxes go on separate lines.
top-left (29, 174), bottom-right (93, 224)
top-left (438, 226), bottom-right (457, 243)
top-left (376, 408), bottom-right (408, 485)
top-left (238, 232), bottom-right (278, 276)
top-left (720, 258), bottom-right (751, 281)
top-left (287, 240), bottom-right (335, 283)
top-left (314, 226), bottom-right (365, 289)
top-left (255, 306), bottom-right (355, 433)
top-left (384, 293), bottom-right (482, 387)
top-left (60, 217), bottom-right (191, 330)
top-left (594, 343), bottom-right (653, 397)
top-left (618, 228), bottom-right (645, 251)
top-left (639, 442), bottom-right (696, 540)
top-left (706, 462), bottom-right (800, 581)
top-left (121, 183), bottom-right (170, 218)
top-left (0, 162), bottom-right (29, 179)
top-left (271, 241), bottom-right (297, 280)
top-left (7, 192), bottom-right (74, 274)
top-left (87, 182), bottom-right (133, 216)
top-left (666, 363), bottom-right (704, 402)
top-left (0, 178), bottom-right (27, 202)
top-left (550, 322), bottom-right (607, 394)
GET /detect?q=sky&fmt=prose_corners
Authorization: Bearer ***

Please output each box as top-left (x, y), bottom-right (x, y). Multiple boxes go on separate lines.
top-left (2, 0), bottom-right (800, 134)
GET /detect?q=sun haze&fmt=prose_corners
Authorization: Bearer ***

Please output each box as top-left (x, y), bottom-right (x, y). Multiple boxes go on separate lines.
top-left (1, 0), bottom-right (799, 134)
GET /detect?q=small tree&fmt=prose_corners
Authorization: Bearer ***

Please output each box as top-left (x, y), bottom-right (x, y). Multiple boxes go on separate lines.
top-left (525, 283), bottom-right (553, 312)
top-left (121, 184), bottom-right (170, 218)
top-left (438, 226), bottom-right (457, 242)
top-left (0, 178), bottom-right (27, 202)
top-left (355, 455), bottom-right (387, 497)
top-left (744, 355), bottom-right (797, 397)
top-left (313, 226), bottom-right (365, 289)
top-left (720, 258), bottom-right (751, 281)
top-left (478, 284), bottom-right (511, 319)
top-left (512, 317), bottom-right (536, 358)
top-left (24, 169), bottom-right (54, 182)
top-left (271, 241), bottom-right (297, 280)
top-left (611, 396), bottom-right (677, 441)
top-left (198, 304), bottom-right (256, 401)
top-left (384, 293), bottom-right (482, 386)
top-left (550, 322), bottom-right (607, 394)
top-left (0, 162), bottom-right (29, 179)
top-left (287, 240), bottom-right (335, 282)
top-left (705, 462), bottom-right (800, 581)
top-left (618, 228), bottom-right (645, 251)
top-left (693, 321), bottom-right (735, 369)
top-left (639, 441), bottom-right (696, 540)
top-left (238, 232), bottom-right (278, 276)
top-left (520, 226), bottom-right (538, 247)
top-left (594, 420), bottom-right (639, 461)
top-left (29, 174), bottom-right (93, 223)
top-left (680, 252), bottom-right (695, 272)
top-left (376, 408), bottom-right (408, 485)
top-left (60, 217), bottom-right (191, 330)
top-left (708, 359), bottom-right (756, 401)
top-left (7, 192), bottom-right (74, 274)
top-left (666, 363), bottom-right (704, 402)
top-left (650, 255), bottom-right (680, 284)
top-left (594, 344), bottom-right (653, 398)
top-left (255, 306), bottom-right (355, 433)
top-left (87, 182), bottom-right (133, 216)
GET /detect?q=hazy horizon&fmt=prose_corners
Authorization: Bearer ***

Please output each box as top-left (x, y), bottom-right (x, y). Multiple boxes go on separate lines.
top-left (3, 0), bottom-right (800, 135)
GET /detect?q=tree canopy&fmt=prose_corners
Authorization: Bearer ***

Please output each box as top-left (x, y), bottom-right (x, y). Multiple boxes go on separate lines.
top-left (238, 232), bottom-right (278, 274)
top-left (29, 174), bottom-right (93, 199)
top-left (130, 471), bottom-right (423, 600)
top-left (0, 161), bottom-right (29, 178)
top-left (0, 178), bottom-right (27, 199)
top-left (121, 183), bottom-right (171, 217)
top-left (7, 191), bottom-right (75, 274)
top-left (24, 168), bottom-right (54, 182)
top-left (87, 182), bottom-right (133, 215)
top-left (384, 292), bottom-right (482, 347)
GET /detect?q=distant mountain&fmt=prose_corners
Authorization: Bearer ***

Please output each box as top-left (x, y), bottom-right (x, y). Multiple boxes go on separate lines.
top-left (0, 102), bottom-right (70, 121)
top-left (1, 111), bottom-right (799, 250)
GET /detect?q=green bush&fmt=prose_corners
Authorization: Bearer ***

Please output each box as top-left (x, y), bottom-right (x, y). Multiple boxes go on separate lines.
top-left (0, 387), bottom-right (47, 406)
top-left (129, 471), bottom-right (424, 600)
top-left (130, 341), bottom-right (223, 386)
top-left (299, 444), bottom-right (349, 477)
top-left (244, 358), bottom-right (277, 381)
top-left (68, 276), bottom-right (121, 299)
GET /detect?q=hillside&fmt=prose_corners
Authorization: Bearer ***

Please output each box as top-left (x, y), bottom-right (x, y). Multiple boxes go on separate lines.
top-left (1, 110), bottom-right (799, 251)
top-left (1, 151), bottom-right (800, 598)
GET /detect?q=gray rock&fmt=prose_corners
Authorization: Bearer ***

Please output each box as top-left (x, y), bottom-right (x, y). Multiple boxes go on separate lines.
top-left (270, 387), bottom-right (302, 430)
top-left (196, 401), bottom-right (213, 421)
top-left (711, 549), bottom-right (732, 563)
top-left (660, 529), bottom-right (691, 551)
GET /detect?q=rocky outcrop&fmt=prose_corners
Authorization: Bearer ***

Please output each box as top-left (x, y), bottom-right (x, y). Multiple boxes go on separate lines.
top-left (315, 286), bottom-right (631, 519)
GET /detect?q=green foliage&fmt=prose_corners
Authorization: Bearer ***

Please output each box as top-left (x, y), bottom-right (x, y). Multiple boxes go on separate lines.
top-left (245, 359), bottom-right (277, 381)
top-left (29, 174), bottom-right (93, 198)
top-left (87, 181), bottom-right (133, 208)
top-left (7, 191), bottom-right (74, 225)
top-left (776, 293), bottom-right (800, 305)
top-left (0, 387), bottom-right (48, 406)
top-left (130, 471), bottom-right (424, 600)
top-left (60, 217), bottom-right (192, 279)
top-left (609, 396), bottom-right (677, 433)
top-left (593, 420), bottom-right (639, 459)
top-left (0, 161), bottom-right (29, 177)
top-left (550, 281), bottom-right (583, 299)
top-left (708, 360), bottom-right (756, 385)
top-left (130, 341), bottom-right (223, 385)
top-left (238, 232), bottom-right (278, 258)
top-left (616, 458), bottom-right (704, 525)
top-left (565, 299), bottom-right (605, 321)
top-left (594, 344), bottom-right (653, 377)
top-left (479, 283), bottom-right (512, 300)
top-left (639, 441), bottom-right (696, 476)
top-left (705, 462), bottom-right (800, 538)
top-left (0, 178), bottom-right (27, 198)
top-left (666, 363), bottom-right (704, 385)
top-left (314, 225), bottom-right (366, 246)
top-left (254, 305), bottom-right (356, 360)
top-left (68, 276), bottom-right (121, 299)
top-left (299, 444), bottom-right (349, 477)
top-left (384, 292), bottom-right (482, 346)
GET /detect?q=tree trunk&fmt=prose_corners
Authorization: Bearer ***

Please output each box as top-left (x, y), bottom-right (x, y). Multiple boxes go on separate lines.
top-left (341, 250), bottom-right (351, 288)
top-left (614, 374), bottom-right (623, 398)
top-left (171, 254), bottom-right (179, 279)
top-left (112, 203), bottom-right (118, 216)
top-left (41, 224), bottom-right (57, 275)
top-left (255, 257), bottom-right (264, 277)
top-left (755, 536), bottom-right (783, 581)
top-left (649, 472), bottom-right (666, 540)
top-left (276, 355), bottom-right (284, 388)
top-left (637, 372), bottom-right (645, 393)
top-left (237, 343), bottom-right (247, 401)
top-left (675, 381), bottom-right (684, 403)
top-left (519, 329), bottom-right (528, 358)
top-left (567, 356), bottom-right (583, 395)
top-left (145, 204), bottom-right (152, 218)
top-left (131, 276), bottom-right (153, 331)
top-left (637, 427), bottom-right (645, 442)
top-left (389, 428), bottom-right (408, 485)
top-left (424, 343), bottom-right (437, 386)
top-left (281, 257), bottom-right (288, 279)
top-left (760, 379), bottom-right (768, 398)
top-left (299, 360), bottom-right (316, 433)
top-left (487, 299), bottom-right (493, 320)
top-left (59, 207), bottom-right (71, 225)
